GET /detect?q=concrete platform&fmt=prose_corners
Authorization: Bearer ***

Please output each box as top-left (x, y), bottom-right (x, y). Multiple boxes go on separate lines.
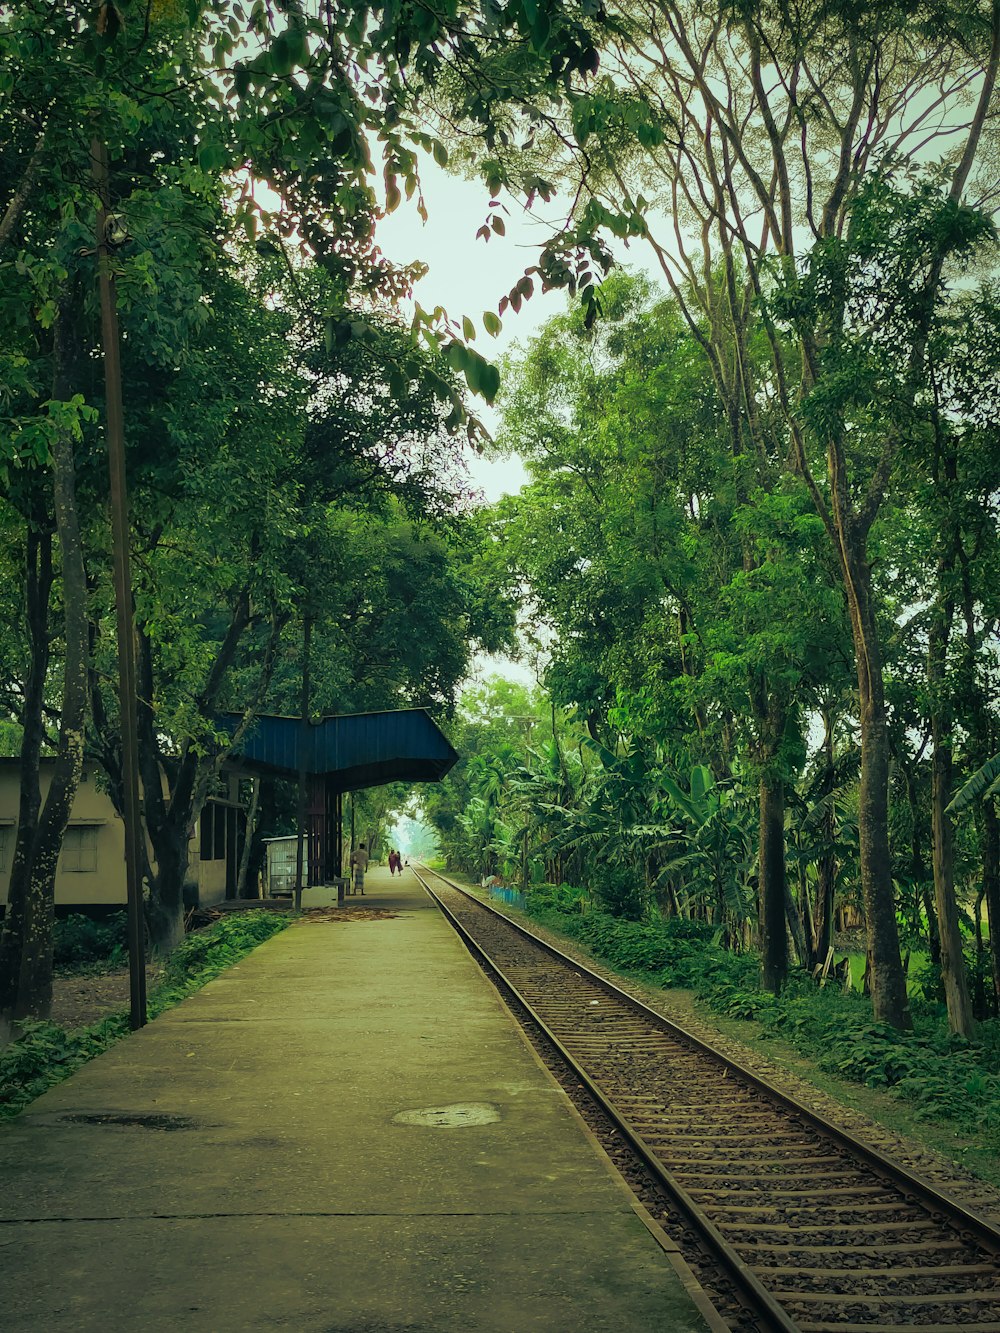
top-left (0, 867), bottom-right (717, 1332)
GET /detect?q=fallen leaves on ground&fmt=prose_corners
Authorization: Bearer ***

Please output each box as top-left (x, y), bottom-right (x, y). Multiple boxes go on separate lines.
top-left (302, 907), bottom-right (402, 922)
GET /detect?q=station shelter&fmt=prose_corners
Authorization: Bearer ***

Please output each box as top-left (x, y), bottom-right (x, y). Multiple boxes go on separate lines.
top-left (225, 709), bottom-right (458, 888)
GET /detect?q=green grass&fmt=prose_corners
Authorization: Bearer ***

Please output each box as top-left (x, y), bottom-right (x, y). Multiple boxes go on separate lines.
top-left (841, 949), bottom-right (932, 995)
top-left (0, 911), bottom-right (290, 1122)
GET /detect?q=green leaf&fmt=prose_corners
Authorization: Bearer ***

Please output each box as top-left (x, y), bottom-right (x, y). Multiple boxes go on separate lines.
top-left (482, 311), bottom-right (502, 337)
top-left (689, 765), bottom-right (714, 803)
top-left (198, 142), bottom-right (228, 173)
top-left (479, 361), bottom-right (500, 402)
top-left (268, 32), bottom-right (295, 76)
top-left (444, 341), bottom-right (469, 373)
top-left (947, 752), bottom-right (1000, 816)
top-left (571, 97), bottom-right (591, 147)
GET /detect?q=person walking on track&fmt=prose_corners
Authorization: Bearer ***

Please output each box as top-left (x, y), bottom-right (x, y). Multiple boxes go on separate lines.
top-left (350, 842), bottom-right (369, 895)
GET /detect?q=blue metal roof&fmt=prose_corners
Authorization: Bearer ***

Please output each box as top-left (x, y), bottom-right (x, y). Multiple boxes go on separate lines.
top-left (223, 709), bottom-right (458, 792)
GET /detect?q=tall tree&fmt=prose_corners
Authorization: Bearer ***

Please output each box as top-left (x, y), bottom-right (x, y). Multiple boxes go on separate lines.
top-left (448, 0), bottom-right (1000, 1026)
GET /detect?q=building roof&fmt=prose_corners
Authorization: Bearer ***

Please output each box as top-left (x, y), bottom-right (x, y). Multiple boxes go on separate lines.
top-left (222, 709), bottom-right (458, 792)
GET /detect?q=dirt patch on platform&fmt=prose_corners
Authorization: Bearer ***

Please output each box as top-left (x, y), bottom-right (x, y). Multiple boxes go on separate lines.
top-left (50, 965), bottom-right (164, 1031)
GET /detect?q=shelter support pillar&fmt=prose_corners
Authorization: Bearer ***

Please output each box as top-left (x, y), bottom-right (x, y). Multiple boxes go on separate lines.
top-left (324, 779), bottom-right (345, 905)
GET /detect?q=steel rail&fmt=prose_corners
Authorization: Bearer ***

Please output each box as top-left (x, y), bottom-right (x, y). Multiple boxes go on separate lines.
top-left (416, 864), bottom-right (1000, 1256)
top-left (413, 865), bottom-right (797, 1331)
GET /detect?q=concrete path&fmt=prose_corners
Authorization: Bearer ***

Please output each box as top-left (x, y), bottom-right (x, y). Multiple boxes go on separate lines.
top-left (1, 867), bottom-right (716, 1332)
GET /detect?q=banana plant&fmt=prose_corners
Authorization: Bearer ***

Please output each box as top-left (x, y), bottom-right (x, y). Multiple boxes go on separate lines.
top-left (947, 752), bottom-right (1000, 816)
top-left (656, 765), bottom-right (756, 932)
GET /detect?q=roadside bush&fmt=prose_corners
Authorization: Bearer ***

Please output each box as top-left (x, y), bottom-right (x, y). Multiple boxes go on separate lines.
top-left (1, 910), bottom-right (289, 1120)
top-left (53, 913), bottom-right (128, 969)
top-left (524, 882), bottom-right (589, 917)
top-left (527, 894), bottom-right (739, 990)
top-left (590, 863), bottom-right (647, 919)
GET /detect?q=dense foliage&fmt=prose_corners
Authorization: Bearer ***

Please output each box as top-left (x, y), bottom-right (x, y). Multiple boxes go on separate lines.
top-left (52, 913), bottom-right (128, 970)
top-left (0, 0), bottom-right (525, 1016)
top-left (421, 0), bottom-right (1000, 1037)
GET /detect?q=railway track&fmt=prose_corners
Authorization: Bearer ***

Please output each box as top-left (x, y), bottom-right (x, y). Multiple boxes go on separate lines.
top-left (414, 864), bottom-right (1000, 1332)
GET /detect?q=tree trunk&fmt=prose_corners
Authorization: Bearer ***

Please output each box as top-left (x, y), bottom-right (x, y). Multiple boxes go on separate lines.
top-left (930, 741), bottom-right (974, 1033)
top-left (244, 778), bottom-right (275, 899)
top-left (295, 613), bottom-right (312, 910)
top-left (799, 861), bottom-right (816, 959)
top-left (0, 519), bottom-right (53, 1017)
top-left (925, 448), bottom-right (975, 1035)
top-left (812, 850), bottom-right (836, 967)
top-left (760, 774), bottom-right (788, 992)
top-left (982, 800), bottom-right (1000, 1013)
top-left (145, 818), bottom-right (189, 955)
top-left (930, 714), bottom-right (975, 1036)
top-left (973, 889), bottom-right (987, 1021)
top-left (810, 717), bottom-right (837, 967)
top-left (843, 538), bottom-right (911, 1029)
top-left (126, 589), bottom-right (279, 950)
top-left (784, 874), bottom-right (809, 969)
top-left (237, 777), bottom-right (261, 897)
top-left (15, 315), bottom-right (89, 1019)
top-left (902, 759), bottom-right (941, 967)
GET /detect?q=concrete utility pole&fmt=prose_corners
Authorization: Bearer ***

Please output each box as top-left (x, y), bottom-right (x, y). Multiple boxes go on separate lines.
top-left (90, 137), bottom-right (146, 1030)
top-left (294, 614), bottom-right (312, 912)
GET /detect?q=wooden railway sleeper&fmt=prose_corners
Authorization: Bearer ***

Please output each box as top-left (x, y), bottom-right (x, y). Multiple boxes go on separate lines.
top-left (662, 1164), bottom-right (869, 1181)
top-left (743, 1240), bottom-right (973, 1256)
top-left (678, 1180), bottom-right (890, 1196)
top-left (754, 1264), bottom-right (1000, 1279)
top-left (777, 1289), bottom-right (1000, 1305)
top-left (713, 1202), bottom-right (927, 1216)
top-left (719, 1220), bottom-right (945, 1235)
top-left (798, 1324), bottom-right (1000, 1333)
top-left (654, 1151), bottom-right (845, 1166)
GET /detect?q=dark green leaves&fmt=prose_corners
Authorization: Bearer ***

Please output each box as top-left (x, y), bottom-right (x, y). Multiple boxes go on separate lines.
top-left (267, 24), bottom-right (309, 77)
top-left (444, 341), bottom-right (501, 402)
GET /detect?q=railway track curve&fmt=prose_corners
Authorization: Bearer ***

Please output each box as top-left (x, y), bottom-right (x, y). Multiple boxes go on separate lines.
top-left (413, 864), bottom-right (1000, 1332)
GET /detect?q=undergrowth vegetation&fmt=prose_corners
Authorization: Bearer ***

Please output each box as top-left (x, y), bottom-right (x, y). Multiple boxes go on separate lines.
top-left (523, 884), bottom-right (1000, 1153)
top-left (0, 912), bottom-right (289, 1121)
top-left (53, 913), bottom-right (128, 971)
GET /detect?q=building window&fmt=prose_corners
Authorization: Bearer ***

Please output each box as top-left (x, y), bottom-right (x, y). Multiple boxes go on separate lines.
top-left (0, 826), bottom-right (12, 873)
top-left (199, 805), bottom-right (227, 862)
top-left (199, 806), bottom-right (214, 861)
top-left (62, 826), bottom-right (99, 873)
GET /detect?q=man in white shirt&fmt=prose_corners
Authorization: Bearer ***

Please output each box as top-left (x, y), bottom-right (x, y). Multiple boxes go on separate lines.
top-left (350, 842), bottom-right (369, 895)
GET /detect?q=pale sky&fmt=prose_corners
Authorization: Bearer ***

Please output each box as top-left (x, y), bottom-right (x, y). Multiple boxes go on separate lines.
top-left (374, 158), bottom-right (658, 687)
top-left (375, 158), bottom-right (567, 502)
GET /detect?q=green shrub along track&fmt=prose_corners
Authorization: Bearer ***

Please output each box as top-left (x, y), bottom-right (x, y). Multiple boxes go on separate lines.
top-left (414, 865), bottom-right (1000, 1333)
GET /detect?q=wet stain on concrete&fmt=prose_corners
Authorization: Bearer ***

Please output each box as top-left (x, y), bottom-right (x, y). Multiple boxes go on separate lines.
top-left (391, 1102), bottom-right (501, 1129)
top-left (57, 1112), bottom-right (203, 1131)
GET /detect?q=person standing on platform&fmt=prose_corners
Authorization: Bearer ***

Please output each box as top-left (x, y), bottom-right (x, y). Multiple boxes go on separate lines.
top-left (350, 842), bottom-right (369, 895)
top-left (388, 848), bottom-right (401, 876)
